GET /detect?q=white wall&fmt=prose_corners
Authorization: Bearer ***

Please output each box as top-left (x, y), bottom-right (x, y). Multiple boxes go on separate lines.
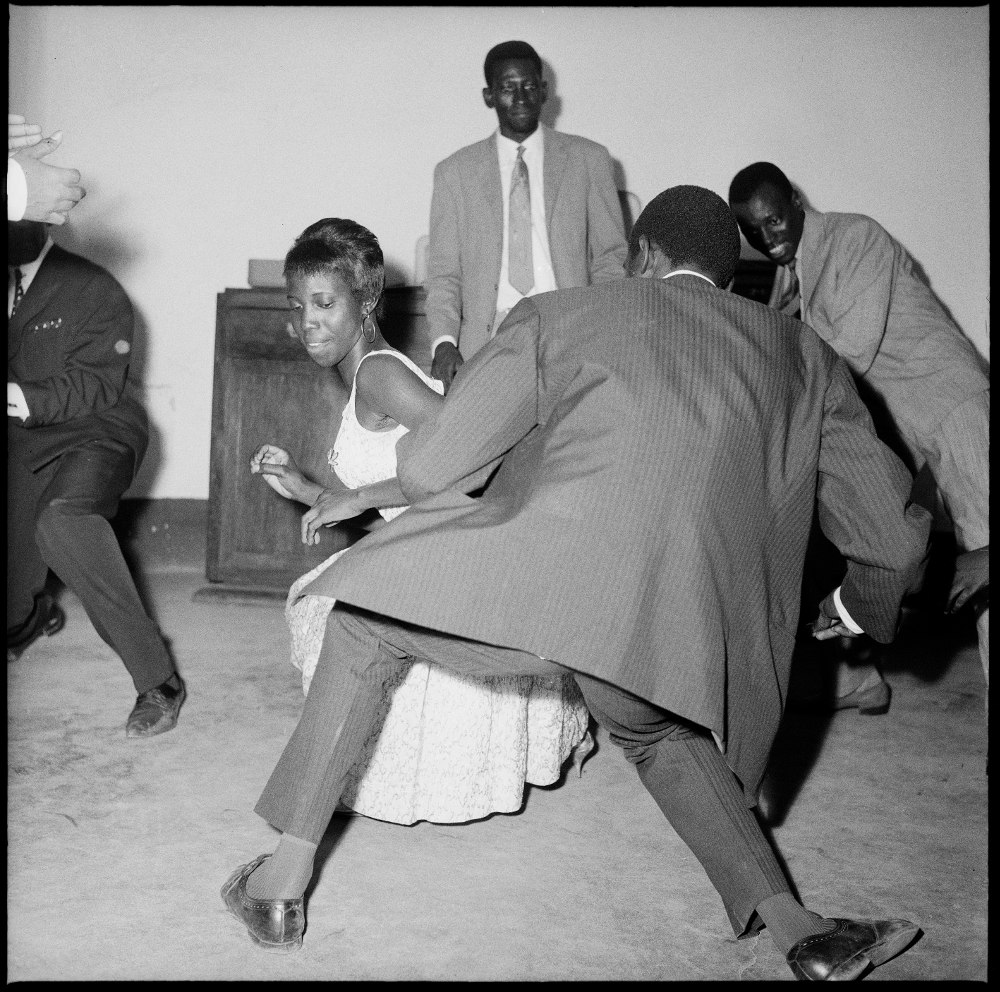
top-left (10, 5), bottom-right (989, 499)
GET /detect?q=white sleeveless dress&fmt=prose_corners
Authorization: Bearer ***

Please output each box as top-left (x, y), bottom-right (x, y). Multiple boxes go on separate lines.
top-left (285, 349), bottom-right (593, 825)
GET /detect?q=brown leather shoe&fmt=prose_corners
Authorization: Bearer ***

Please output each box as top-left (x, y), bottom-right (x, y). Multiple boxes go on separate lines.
top-left (787, 917), bottom-right (921, 980)
top-left (221, 854), bottom-right (305, 952)
top-left (125, 678), bottom-right (186, 738)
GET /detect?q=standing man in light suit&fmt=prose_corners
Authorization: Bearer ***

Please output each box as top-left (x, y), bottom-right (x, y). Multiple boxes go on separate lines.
top-left (426, 40), bottom-right (627, 391)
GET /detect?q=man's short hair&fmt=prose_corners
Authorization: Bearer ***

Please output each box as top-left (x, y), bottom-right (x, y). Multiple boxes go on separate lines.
top-left (728, 162), bottom-right (794, 206)
top-left (484, 41), bottom-right (542, 85)
top-left (630, 186), bottom-right (741, 287)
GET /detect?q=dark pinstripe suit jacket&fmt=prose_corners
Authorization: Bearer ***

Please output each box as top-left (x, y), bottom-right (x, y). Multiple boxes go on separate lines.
top-left (308, 275), bottom-right (930, 800)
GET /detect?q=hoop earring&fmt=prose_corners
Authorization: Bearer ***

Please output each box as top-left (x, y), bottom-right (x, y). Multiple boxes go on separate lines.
top-left (362, 313), bottom-right (376, 344)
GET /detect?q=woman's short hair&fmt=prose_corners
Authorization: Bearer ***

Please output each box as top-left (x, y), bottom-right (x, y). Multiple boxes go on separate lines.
top-left (629, 185), bottom-right (741, 287)
top-left (284, 218), bottom-right (385, 308)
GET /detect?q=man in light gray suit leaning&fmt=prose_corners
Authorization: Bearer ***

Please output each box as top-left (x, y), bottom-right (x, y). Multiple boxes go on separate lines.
top-left (425, 39), bottom-right (627, 391)
top-left (223, 185), bottom-right (930, 980)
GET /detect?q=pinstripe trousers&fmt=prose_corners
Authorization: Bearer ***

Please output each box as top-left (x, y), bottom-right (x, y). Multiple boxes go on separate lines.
top-left (898, 389), bottom-right (989, 683)
top-left (255, 604), bottom-right (790, 937)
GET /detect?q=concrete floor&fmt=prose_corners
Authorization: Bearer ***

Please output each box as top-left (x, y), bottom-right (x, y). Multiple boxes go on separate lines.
top-left (7, 566), bottom-right (987, 981)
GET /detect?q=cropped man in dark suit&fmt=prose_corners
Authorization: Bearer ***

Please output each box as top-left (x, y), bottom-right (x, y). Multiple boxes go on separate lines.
top-left (7, 219), bottom-right (185, 737)
top-left (426, 40), bottom-right (627, 390)
top-left (223, 187), bottom-right (928, 979)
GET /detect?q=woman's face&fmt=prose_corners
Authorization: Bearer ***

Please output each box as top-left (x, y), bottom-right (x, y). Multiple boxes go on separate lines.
top-left (286, 268), bottom-right (365, 368)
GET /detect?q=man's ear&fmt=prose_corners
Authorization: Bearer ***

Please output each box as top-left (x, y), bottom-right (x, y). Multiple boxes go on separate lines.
top-left (790, 188), bottom-right (803, 212)
top-left (635, 235), bottom-right (655, 277)
top-left (482, 86), bottom-right (495, 110)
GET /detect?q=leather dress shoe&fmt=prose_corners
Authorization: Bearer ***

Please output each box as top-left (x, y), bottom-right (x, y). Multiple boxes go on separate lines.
top-left (125, 677), bottom-right (186, 738)
top-left (787, 917), bottom-right (921, 980)
top-left (831, 676), bottom-right (891, 715)
top-left (792, 674), bottom-right (891, 716)
top-left (221, 854), bottom-right (305, 952)
top-left (7, 592), bottom-right (66, 662)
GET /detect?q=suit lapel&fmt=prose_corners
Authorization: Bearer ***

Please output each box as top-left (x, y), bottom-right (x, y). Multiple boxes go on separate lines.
top-left (797, 208), bottom-right (823, 319)
top-left (541, 125), bottom-right (566, 234)
top-left (471, 134), bottom-right (503, 253)
top-left (8, 247), bottom-right (65, 361)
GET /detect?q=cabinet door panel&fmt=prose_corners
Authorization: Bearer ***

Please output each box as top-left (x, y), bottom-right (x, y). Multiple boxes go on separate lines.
top-left (206, 287), bottom-right (430, 591)
top-left (207, 295), bottom-right (356, 588)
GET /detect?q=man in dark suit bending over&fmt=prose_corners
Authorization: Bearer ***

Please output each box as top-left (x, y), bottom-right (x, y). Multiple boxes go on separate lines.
top-left (223, 187), bottom-right (929, 980)
top-left (7, 219), bottom-right (185, 737)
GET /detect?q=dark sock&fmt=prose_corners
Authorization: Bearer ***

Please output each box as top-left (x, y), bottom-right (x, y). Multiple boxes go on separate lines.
top-left (158, 674), bottom-right (183, 696)
top-left (757, 892), bottom-right (837, 955)
top-left (245, 834), bottom-right (317, 901)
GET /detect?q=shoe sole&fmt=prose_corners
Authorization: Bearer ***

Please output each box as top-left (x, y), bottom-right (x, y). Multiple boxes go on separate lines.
top-left (828, 924), bottom-right (922, 980)
top-left (247, 931), bottom-right (304, 953)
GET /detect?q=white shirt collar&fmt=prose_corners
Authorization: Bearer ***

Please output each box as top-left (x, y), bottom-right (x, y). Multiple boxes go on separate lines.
top-left (496, 125), bottom-right (543, 160)
top-left (662, 269), bottom-right (716, 287)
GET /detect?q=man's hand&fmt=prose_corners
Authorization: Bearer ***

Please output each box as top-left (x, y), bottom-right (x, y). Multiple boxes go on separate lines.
top-left (8, 114), bottom-right (43, 153)
top-left (431, 341), bottom-right (463, 394)
top-left (11, 133), bottom-right (86, 225)
top-left (809, 590), bottom-right (859, 641)
top-left (301, 485), bottom-right (363, 546)
top-left (947, 546), bottom-right (988, 614)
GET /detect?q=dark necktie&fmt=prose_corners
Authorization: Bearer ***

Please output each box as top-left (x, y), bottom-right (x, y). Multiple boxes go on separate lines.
top-left (774, 262), bottom-right (800, 318)
top-left (508, 146), bottom-right (534, 296)
top-left (11, 267), bottom-right (25, 317)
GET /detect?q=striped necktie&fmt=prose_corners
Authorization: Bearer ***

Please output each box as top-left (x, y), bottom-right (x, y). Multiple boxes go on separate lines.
top-left (508, 146), bottom-right (534, 296)
top-left (11, 267), bottom-right (25, 317)
top-left (774, 262), bottom-right (800, 318)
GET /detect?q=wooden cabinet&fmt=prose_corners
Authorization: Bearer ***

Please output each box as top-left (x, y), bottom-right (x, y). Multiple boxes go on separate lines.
top-left (197, 266), bottom-right (773, 601)
top-left (197, 286), bottom-right (429, 601)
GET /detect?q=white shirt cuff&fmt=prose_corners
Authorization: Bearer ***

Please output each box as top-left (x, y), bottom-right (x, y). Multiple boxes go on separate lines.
top-left (833, 586), bottom-right (865, 634)
top-left (7, 158), bottom-right (28, 222)
top-left (7, 382), bottom-right (30, 421)
top-left (431, 335), bottom-right (458, 354)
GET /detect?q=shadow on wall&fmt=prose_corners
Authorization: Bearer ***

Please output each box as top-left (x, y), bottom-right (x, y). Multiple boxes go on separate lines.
top-left (538, 59), bottom-right (562, 130)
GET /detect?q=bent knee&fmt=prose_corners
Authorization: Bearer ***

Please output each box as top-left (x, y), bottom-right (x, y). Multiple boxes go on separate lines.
top-left (35, 499), bottom-right (102, 546)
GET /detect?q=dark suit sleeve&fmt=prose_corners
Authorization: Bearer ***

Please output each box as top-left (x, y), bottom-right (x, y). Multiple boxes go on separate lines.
top-left (584, 143), bottom-right (628, 284)
top-left (17, 268), bottom-right (136, 428)
top-left (396, 299), bottom-right (540, 501)
top-left (814, 358), bottom-right (931, 642)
